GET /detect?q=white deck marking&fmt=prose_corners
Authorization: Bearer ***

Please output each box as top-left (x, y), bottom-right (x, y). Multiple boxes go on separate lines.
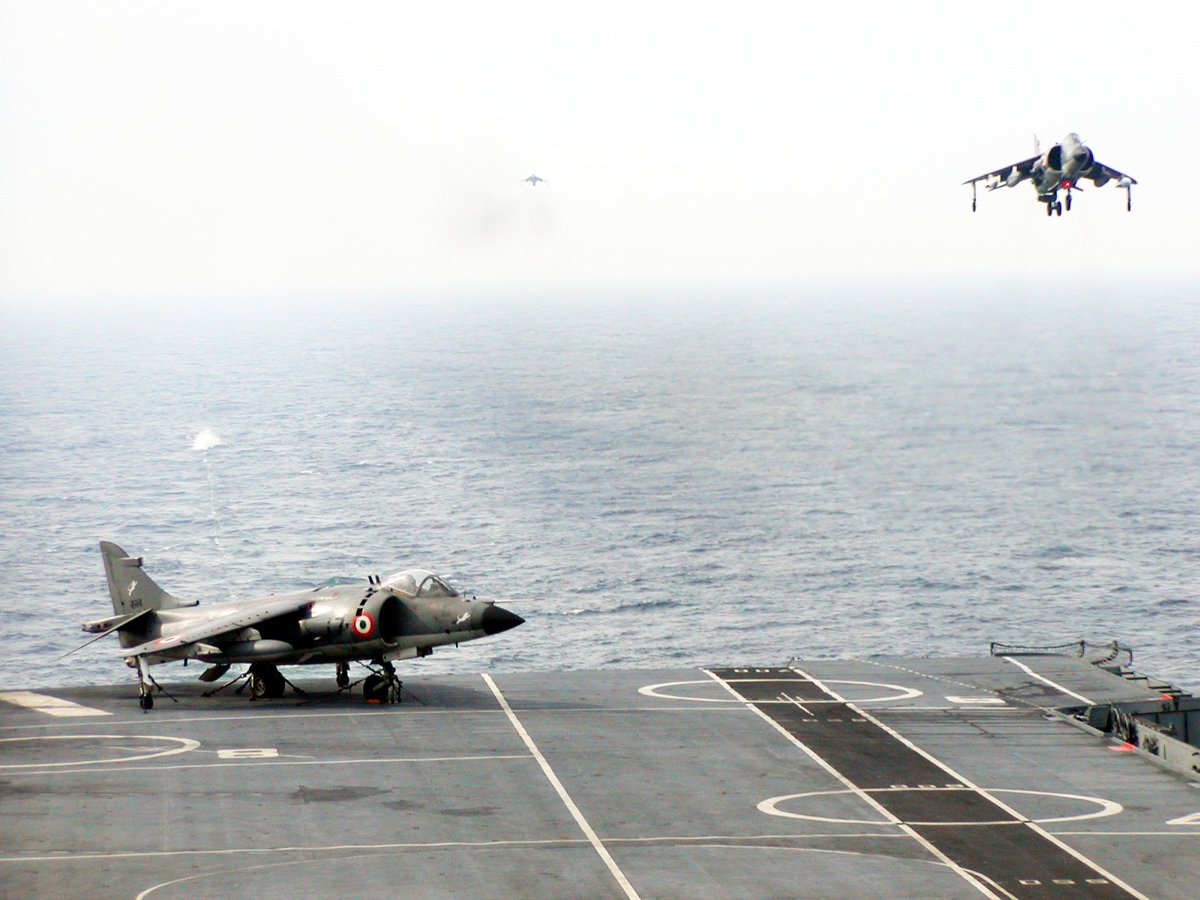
top-left (1000, 657), bottom-right (1096, 705)
top-left (759, 788), bottom-right (1123, 826)
top-left (786, 665), bottom-right (1148, 900)
top-left (0, 832), bottom-right (912, 866)
top-left (781, 692), bottom-right (815, 717)
top-left (702, 669), bottom-right (1000, 899)
top-left (2, 753), bottom-right (530, 777)
top-left (132, 840), bottom-right (970, 900)
top-left (0, 691), bottom-right (110, 718)
top-left (945, 696), bottom-right (1007, 705)
top-left (8, 829), bottom-right (1196, 869)
top-left (482, 673), bottom-right (641, 900)
top-left (638, 678), bottom-right (921, 704)
top-left (0, 703), bottom-right (750, 735)
top-left (0, 734), bottom-right (199, 769)
top-left (216, 748), bottom-right (278, 759)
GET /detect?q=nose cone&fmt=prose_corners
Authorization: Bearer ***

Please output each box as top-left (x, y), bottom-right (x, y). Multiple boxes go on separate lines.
top-left (481, 604), bottom-right (524, 636)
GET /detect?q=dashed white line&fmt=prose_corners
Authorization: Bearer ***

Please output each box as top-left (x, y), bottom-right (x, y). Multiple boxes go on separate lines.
top-left (482, 673), bottom-right (641, 900)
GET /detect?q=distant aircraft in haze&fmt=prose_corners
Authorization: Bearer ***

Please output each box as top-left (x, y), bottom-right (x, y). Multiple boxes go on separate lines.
top-left (963, 133), bottom-right (1136, 216)
top-left (72, 542), bottom-right (524, 710)
top-left (521, 174), bottom-right (546, 186)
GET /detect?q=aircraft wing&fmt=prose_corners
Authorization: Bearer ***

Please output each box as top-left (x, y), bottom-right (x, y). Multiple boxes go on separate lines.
top-left (1087, 161), bottom-right (1137, 185)
top-left (961, 154), bottom-right (1040, 186)
top-left (118, 594), bottom-right (310, 657)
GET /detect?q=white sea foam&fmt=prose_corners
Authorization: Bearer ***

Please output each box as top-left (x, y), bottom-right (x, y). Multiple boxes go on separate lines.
top-left (192, 428), bottom-right (223, 451)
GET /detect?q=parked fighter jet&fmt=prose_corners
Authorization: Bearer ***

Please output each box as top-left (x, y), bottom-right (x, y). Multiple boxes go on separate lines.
top-left (963, 133), bottom-right (1136, 216)
top-left (521, 174), bottom-right (546, 186)
top-left (76, 542), bottom-right (524, 710)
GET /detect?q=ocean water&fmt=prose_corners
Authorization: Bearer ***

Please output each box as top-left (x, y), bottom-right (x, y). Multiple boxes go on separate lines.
top-left (1, 284), bottom-right (1198, 691)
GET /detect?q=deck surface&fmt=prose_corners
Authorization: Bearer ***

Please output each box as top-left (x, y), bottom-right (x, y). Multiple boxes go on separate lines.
top-left (2, 655), bottom-right (1198, 898)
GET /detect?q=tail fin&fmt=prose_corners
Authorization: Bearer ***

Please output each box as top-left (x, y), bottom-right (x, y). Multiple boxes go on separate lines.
top-left (100, 541), bottom-right (188, 615)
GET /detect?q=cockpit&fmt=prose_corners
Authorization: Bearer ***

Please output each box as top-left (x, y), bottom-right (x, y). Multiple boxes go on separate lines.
top-left (382, 569), bottom-right (460, 599)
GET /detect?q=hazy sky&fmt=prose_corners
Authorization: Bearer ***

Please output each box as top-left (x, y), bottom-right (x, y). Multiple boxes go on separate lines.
top-left (1, 1), bottom-right (1197, 307)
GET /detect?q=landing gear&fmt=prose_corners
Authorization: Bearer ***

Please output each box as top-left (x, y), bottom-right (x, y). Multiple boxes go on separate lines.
top-left (132, 655), bottom-right (176, 711)
top-left (1065, 193), bottom-right (1072, 211)
top-left (247, 663), bottom-right (287, 700)
top-left (1055, 201), bottom-right (1062, 216)
top-left (1045, 202), bottom-right (1053, 217)
top-left (201, 664), bottom-right (302, 701)
top-left (363, 660), bottom-right (402, 704)
top-left (137, 657), bottom-right (153, 712)
top-left (336, 662), bottom-right (350, 688)
top-left (363, 674), bottom-right (389, 701)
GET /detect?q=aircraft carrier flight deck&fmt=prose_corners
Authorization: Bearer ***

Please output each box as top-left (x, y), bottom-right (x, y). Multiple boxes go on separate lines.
top-left (2, 650), bottom-right (1198, 898)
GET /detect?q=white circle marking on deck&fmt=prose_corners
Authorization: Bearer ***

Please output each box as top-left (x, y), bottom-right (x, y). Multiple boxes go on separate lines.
top-left (0, 734), bottom-right (201, 769)
top-left (758, 788), bottom-right (1123, 825)
top-left (638, 679), bottom-right (922, 704)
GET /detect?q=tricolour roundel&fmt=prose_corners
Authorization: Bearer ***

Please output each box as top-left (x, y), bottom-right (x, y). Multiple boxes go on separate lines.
top-left (352, 612), bottom-right (376, 639)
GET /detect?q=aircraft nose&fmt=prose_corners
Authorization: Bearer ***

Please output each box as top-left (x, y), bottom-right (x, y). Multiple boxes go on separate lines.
top-left (481, 604), bottom-right (524, 635)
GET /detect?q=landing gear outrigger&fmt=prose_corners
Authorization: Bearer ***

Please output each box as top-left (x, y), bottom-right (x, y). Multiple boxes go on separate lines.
top-left (134, 656), bottom-right (177, 711)
top-left (137, 656), bottom-right (153, 711)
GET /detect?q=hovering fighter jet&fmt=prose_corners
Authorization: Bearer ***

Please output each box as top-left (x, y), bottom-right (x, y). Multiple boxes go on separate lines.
top-left (963, 133), bottom-right (1137, 216)
top-left (521, 174), bottom-right (546, 186)
top-left (76, 542), bottom-right (524, 710)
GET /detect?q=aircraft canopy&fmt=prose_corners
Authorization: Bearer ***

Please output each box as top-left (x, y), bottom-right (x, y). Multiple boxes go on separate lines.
top-left (383, 569), bottom-right (460, 598)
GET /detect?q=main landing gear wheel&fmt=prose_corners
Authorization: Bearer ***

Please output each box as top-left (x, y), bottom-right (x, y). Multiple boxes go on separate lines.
top-left (140, 694), bottom-right (154, 710)
top-left (1045, 203), bottom-right (1052, 217)
top-left (364, 674), bottom-right (389, 702)
top-left (336, 662), bottom-right (350, 688)
top-left (1055, 201), bottom-right (1063, 216)
top-left (363, 660), bottom-right (402, 704)
top-left (1066, 193), bottom-right (1072, 211)
top-left (248, 663), bottom-right (287, 700)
